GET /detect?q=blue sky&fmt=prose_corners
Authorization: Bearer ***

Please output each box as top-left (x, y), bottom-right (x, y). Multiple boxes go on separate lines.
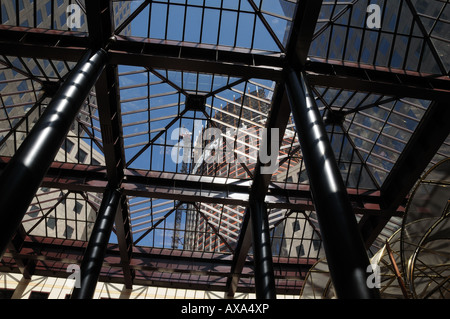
top-left (125, 0), bottom-right (293, 50)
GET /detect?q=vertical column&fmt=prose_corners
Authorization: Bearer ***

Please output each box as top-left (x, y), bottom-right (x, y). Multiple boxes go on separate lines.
top-left (250, 200), bottom-right (276, 299)
top-left (0, 49), bottom-right (107, 259)
top-left (71, 188), bottom-right (121, 299)
top-left (285, 68), bottom-right (380, 299)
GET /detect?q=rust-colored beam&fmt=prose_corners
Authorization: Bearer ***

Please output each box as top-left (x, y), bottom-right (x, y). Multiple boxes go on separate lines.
top-left (2, 26), bottom-right (448, 101)
top-left (306, 59), bottom-right (450, 102)
top-left (2, 235), bottom-right (315, 295)
top-left (0, 157), bottom-right (403, 215)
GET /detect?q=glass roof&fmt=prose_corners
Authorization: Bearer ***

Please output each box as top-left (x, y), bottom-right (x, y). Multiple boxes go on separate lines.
top-left (311, 0), bottom-right (450, 74)
top-left (114, 0), bottom-right (296, 53)
top-left (0, 0), bottom-right (449, 295)
top-left (120, 66), bottom-right (274, 178)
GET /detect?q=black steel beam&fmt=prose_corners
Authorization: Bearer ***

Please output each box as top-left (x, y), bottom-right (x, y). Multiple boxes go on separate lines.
top-left (0, 49), bottom-right (107, 259)
top-left (95, 66), bottom-right (126, 184)
top-left (86, 0), bottom-right (134, 289)
top-left (359, 100), bottom-right (450, 247)
top-left (94, 66), bottom-right (135, 287)
top-left (110, 37), bottom-right (283, 68)
top-left (226, 86), bottom-right (292, 297)
top-left (226, 211), bottom-right (252, 298)
top-left (250, 200), bottom-right (276, 299)
top-left (71, 188), bottom-right (122, 299)
top-left (226, 0), bottom-right (324, 297)
top-left (114, 194), bottom-right (134, 289)
top-left (108, 39), bottom-right (283, 80)
top-left (85, 0), bottom-right (112, 49)
top-left (0, 27), bottom-right (283, 80)
top-left (286, 0), bottom-right (324, 66)
top-left (0, 25), bottom-right (88, 60)
top-left (86, 0), bottom-right (125, 184)
top-left (285, 68), bottom-right (379, 299)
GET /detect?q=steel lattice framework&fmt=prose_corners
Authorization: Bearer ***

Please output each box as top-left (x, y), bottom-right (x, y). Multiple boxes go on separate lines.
top-left (0, 0), bottom-right (449, 297)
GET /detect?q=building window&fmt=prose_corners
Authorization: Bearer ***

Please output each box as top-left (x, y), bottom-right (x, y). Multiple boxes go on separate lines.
top-left (296, 244), bottom-right (305, 257)
top-left (29, 204), bottom-right (40, 218)
top-left (64, 225), bottom-right (74, 238)
top-left (313, 239), bottom-right (321, 251)
top-left (17, 80), bottom-right (28, 98)
top-left (61, 139), bottom-right (74, 153)
top-left (59, 13), bottom-right (66, 27)
top-left (74, 201), bottom-right (83, 214)
top-left (59, 191), bottom-right (66, 205)
top-left (42, 58), bottom-right (50, 69)
top-left (292, 220), bottom-right (301, 232)
top-left (56, 61), bottom-right (65, 73)
top-left (0, 73), bottom-right (6, 91)
top-left (47, 217), bottom-right (56, 229)
top-left (29, 291), bottom-right (50, 299)
top-left (45, 1), bottom-right (52, 15)
top-left (36, 9), bottom-right (43, 25)
top-left (76, 149), bottom-right (87, 163)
